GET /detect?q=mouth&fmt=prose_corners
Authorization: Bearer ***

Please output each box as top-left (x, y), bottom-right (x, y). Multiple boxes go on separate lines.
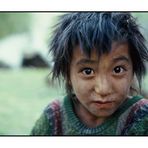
top-left (92, 100), bottom-right (115, 108)
top-left (93, 101), bottom-right (114, 104)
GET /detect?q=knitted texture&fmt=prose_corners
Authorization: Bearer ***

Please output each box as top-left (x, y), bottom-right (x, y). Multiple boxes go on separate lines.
top-left (31, 96), bottom-right (148, 135)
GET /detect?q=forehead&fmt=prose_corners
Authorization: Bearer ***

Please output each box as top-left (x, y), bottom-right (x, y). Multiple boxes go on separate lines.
top-left (72, 42), bottom-right (130, 62)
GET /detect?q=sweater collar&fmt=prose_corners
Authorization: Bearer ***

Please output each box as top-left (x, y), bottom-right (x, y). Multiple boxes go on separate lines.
top-left (63, 95), bottom-right (143, 135)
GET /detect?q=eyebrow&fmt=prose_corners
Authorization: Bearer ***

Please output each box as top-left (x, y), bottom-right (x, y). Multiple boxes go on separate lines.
top-left (76, 59), bottom-right (97, 66)
top-left (113, 56), bottom-right (130, 63)
top-left (76, 56), bottom-right (130, 66)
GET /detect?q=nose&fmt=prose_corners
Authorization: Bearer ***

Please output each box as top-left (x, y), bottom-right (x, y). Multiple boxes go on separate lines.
top-left (94, 75), bottom-right (112, 97)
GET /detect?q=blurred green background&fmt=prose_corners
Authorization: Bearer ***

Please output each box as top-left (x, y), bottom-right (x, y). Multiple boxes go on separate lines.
top-left (0, 12), bottom-right (148, 135)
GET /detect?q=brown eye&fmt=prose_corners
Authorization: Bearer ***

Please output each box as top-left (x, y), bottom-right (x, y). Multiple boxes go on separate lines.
top-left (82, 68), bottom-right (94, 75)
top-left (113, 66), bottom-right (125, 74)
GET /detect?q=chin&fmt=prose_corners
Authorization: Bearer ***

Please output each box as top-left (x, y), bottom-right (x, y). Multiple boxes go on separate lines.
top-left (93, 109), bottom-right (116, 118)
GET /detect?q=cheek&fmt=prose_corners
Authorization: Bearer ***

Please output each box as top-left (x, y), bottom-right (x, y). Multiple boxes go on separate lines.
top-left (114, 77), bottom-right (132, 96)
top-left (71, 76), bottom-right (92, 97)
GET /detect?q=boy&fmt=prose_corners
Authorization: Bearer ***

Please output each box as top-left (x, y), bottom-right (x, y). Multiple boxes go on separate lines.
top-left (31, 12), bottom-right (148, 135)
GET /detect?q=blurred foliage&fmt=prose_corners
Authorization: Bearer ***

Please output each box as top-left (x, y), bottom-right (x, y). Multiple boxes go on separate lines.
top-left (0, 13), bottom-right (31, 39)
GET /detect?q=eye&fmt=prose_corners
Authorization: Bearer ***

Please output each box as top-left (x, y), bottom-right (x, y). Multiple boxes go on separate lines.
top-left (113, 66), bottom-right (125, 74)
top-left (82, 68), bottom-right (94, 76)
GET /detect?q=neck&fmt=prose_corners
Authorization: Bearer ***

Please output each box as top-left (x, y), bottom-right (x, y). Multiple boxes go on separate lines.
top-left (73, 100), bottom-right (106, 128)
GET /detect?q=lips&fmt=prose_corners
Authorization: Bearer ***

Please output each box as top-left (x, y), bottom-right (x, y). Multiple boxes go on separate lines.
top-left (92, 100), bottom-right (115, 109)
top-left (93, 101), bottom-right (114, 104)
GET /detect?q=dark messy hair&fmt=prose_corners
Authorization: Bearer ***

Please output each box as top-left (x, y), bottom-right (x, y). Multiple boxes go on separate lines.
top-left (49, 12), bottom-right (148, 96)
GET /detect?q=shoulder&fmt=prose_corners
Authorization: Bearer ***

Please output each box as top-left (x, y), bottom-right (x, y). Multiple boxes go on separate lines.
top-left (30, 98), bottom-right (64, 135)
top-left (121, 97), bottom-right (148, 135)
top-left (44, 99), bottom-right (63, 121)
top-left (132, 98), bottom-right (148, 113)
top-left (30, 111), bottom-right (52, 135)
top-left (127, 97), bottom-right (148, 121)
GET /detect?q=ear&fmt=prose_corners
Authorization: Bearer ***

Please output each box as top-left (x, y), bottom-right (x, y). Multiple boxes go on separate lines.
top-left (66, 79), bottom-right (72, 90)
top-left (129, 75), bottom-right (139, 96)
top-left (68, 80), bottom-right (73, 91)
top-left (131, 75), bottom-right (138, 89)
top-left (68, 80), bottom-right (71, 85)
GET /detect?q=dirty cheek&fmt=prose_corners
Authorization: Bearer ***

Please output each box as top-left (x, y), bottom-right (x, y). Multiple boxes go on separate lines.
top-left (116, 78), bottom-right (131, 96)
top-left (71, 77), bottom-right (92, 97)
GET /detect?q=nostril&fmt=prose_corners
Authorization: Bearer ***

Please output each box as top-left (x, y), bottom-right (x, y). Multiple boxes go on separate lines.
top-left (95, 88), bottom-right (109, 96)
top-left (94, 84), bottom-right (112, 96)
top-left (94, 76), bottom-right (112, 96)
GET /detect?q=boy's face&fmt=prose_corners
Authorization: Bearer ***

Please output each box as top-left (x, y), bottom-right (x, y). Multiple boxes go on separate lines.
top-left (70, 42), bottom-right (133, 126)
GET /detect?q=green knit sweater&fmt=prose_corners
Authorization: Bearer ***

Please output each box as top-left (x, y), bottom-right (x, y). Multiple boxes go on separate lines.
top-left (31, 95), bottom-right (148, 135)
